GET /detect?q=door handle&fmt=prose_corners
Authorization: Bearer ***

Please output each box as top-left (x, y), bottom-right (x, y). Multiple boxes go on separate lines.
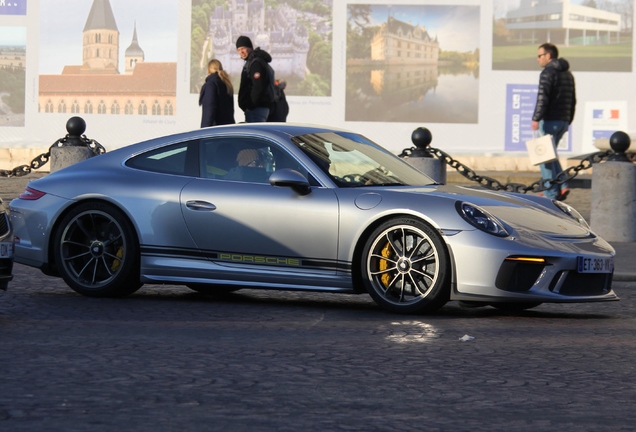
top-left (185, 200), bottom-right (217, 211)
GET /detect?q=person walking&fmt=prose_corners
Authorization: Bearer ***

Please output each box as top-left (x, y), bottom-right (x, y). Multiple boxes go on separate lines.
top-left (199, 59), bottom-right (235, 127)
top-left (236, 35), bottom-right (275, 123)
top-left (531, 42), bottom-right (576, 201)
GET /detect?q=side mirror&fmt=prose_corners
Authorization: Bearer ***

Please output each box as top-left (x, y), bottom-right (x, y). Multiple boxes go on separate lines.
top-left (269, 169), bottom-right (311, 195)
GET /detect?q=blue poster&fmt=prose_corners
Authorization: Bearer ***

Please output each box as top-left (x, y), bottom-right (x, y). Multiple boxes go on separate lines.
top-left (505, 84), bottom-right (538, 152)
top-left (0, 0), bottom-right (26, 16)
top-left (505, 83), bottom-right (572, 152)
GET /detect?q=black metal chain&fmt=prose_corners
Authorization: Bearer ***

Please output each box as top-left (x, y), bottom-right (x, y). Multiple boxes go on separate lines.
top-left (0, 135), bottom-right (106, 178)
top-left (401, 146), bottom-right (620, 193)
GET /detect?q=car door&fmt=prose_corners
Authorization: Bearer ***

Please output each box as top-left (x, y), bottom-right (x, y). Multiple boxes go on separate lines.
top-left (180, 136), bottom-right (340, 275)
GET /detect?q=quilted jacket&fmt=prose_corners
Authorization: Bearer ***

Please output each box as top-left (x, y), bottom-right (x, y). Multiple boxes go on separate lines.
top-left (532, 58), bottom-right (576, 124)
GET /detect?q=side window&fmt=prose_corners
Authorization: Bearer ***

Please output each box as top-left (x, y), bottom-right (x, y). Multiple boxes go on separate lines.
top-left (199, 137), bottom-right (308, 183)
top-left (126, 141), bottom-right (197, 176)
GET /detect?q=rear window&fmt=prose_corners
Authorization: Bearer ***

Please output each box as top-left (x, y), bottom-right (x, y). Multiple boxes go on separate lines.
top-left (126, 141), bottom-right (196, 176)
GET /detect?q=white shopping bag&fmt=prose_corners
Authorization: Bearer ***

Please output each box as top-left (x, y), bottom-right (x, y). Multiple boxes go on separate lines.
top-left (525, 133), bottom-right (557, 166)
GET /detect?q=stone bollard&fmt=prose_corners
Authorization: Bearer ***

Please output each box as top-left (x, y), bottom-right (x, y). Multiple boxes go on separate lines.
top-left (50, 117), bottom-right (98, 172)
top-left (401, 127), bottom-right (446, 184)
top-left (590, 131), bottom-right (636, 242)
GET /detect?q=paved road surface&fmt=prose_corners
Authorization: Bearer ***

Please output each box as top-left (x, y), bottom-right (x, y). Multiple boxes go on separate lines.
top-left (1, 173), bottom-right (636, 431)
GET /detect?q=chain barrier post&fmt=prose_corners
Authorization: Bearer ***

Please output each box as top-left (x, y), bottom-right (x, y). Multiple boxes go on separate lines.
top-left (400, 127), bottom-right (447, 184)
top-left (590, 131), bottom-right (636, 242)
top-left (50, 116), bottom-right (100, 172)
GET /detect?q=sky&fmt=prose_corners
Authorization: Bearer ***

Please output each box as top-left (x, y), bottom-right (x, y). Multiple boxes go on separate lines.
top-left (39, 0), bottom-right (178, 74)
top-left (368, 5), bottom-right (480, 53)
top-left (0, 26), bottom-right (26, 46)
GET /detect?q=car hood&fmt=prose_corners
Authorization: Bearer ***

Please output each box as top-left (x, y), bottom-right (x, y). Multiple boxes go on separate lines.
top-left (391, 184), bottom-right (593, 238)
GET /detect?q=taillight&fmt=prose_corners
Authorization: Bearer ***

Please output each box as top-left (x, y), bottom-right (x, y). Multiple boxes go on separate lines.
top-left (18, 187), bottom-right (46, 200)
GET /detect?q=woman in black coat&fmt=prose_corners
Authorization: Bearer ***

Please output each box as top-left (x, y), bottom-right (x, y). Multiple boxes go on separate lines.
top-left (199, 59), bottom-right (235, 127)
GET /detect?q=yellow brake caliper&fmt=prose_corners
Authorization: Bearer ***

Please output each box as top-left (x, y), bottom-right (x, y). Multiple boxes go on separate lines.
top-left (111, 246), bottom-right (124, 272)
top-left (380, 242), bottom-right (392, 287)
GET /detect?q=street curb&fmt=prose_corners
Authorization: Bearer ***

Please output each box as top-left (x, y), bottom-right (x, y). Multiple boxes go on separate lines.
top-left (613, 273), bottom-right (636, 282)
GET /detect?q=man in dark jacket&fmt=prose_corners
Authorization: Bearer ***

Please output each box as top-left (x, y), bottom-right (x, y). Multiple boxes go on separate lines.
top-left (531, 42), bottom-right (576, 201)
top-left (236, 35), bottom-right (274, 123)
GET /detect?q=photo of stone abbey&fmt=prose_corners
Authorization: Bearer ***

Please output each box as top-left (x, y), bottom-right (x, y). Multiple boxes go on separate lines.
top-left (39, 0), bottom-right (177, 116)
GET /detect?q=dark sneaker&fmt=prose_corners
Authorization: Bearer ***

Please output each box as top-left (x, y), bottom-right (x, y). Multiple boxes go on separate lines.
top-left (556, 188), bottom-right (570, 201)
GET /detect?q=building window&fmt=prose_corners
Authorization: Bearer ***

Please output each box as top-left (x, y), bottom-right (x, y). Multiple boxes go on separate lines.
top-left (138, 100), bottom-right (148, 115)
top-left (125, 100), bottom-right (134, 115)
top-left (98, 100), bottom-right (107, 114)
top-left (84, 100), bottom-right (93, 114)
top-left (164, 101), bottom-right (173, 115)
top-left (58, 100), bottom-right (67, 113)
top-left (45, 99), bottom-right (54, 113)
top-left (111, 101), bottom-right (120, 115)
top-left (152, 100), bottom-right (161, 115)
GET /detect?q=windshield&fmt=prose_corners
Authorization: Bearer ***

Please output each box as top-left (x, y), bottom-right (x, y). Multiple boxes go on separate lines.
top-left (292, 132), bottom-right (436, 187)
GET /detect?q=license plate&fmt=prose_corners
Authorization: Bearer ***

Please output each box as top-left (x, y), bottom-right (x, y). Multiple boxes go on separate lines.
top-left (577, 256), bottom-right (614, 274)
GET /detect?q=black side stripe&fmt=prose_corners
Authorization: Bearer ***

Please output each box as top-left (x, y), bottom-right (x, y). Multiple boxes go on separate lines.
top-left (140, 245), bottom-right (352, 272)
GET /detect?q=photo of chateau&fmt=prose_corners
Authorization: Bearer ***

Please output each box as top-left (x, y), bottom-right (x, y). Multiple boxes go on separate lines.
top-left (191, 0), bottom-right (333, 96)
top-left (346, 4), bottom-right (480, 124)
top-left (38, 0), bottom-right (178, 116)
top-left (370, 16), bottom-right (440, 65)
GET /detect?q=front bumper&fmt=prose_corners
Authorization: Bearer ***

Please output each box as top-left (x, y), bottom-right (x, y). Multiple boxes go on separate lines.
top-left (446, 229), bottom-right (618, 303)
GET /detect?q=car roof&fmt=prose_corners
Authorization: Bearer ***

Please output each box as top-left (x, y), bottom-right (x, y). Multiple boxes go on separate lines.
top-left (111, 123), bottom-right (354, 157)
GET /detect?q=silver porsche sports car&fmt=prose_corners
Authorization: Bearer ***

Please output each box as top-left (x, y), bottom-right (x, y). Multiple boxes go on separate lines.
top-left (9, 124), bottom-right (617, 314)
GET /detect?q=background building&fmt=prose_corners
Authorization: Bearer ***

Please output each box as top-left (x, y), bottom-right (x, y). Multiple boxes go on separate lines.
top-left (371, 16), bottom-right (439, 64)
top-left (506, 0), bottom-right (621, 46)
top-left (208, 0), bottom-right (309, 79)
top-left (38, 0), bottom-right (176, 116)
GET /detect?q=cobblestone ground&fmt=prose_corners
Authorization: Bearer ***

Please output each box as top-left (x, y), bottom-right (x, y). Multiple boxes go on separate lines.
top-left (1, 173), bottom-right (632, 432)
top-left (1, 269), bottom-right (635, 432)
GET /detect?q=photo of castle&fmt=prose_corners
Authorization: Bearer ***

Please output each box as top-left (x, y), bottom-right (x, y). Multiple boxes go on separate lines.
top-left (346, 4), bottom-right (480, 124)
top-left (38, 0), bottom-right (178, 116)
top-left (191, 0), bottom-right (333, 96)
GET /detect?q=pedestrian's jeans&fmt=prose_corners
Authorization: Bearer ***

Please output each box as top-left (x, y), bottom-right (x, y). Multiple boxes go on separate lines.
top-left (539, 120), bottom-right (569, 199)
top-left (245, 107), bottom-right (270, 123)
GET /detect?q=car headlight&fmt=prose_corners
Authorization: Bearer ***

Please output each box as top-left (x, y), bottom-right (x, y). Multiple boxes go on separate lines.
top-left (456, 202), bottom-right (510, 237)
top-left (553, 200), bottom-right (590, 228)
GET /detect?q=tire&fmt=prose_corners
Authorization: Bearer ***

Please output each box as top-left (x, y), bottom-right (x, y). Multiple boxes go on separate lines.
top-left (361, 217), bottom-right (451, 314)
top-left (186, 284), bottom-right (241, 295)
top-left (53, 202), bottom-right (142, 297)
top-left (490, 302), bottom-right (542, 312)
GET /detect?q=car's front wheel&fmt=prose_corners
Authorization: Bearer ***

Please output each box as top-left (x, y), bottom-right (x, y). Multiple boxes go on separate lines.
top-left (361, 218), bottom-right (451, 314)
top-left (53, 202), bottom-right (141, 297)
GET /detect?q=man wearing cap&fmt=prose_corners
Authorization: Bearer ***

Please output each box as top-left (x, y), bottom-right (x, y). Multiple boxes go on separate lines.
top-left (236, 35), bottom-right (275, 123)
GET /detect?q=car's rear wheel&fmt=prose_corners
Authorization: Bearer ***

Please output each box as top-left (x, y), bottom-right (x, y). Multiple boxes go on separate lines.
top-left (361, 218), bottom-right (450, 314)
top-left (53, 202), bottom-right (141, 297)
